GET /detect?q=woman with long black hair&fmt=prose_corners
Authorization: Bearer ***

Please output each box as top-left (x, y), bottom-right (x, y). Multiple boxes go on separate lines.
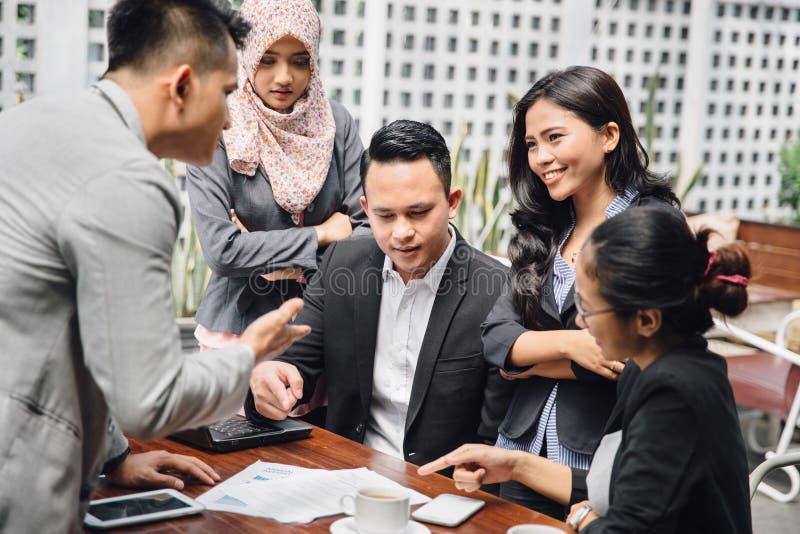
top-left (480, 66), bottom-right (679, 518)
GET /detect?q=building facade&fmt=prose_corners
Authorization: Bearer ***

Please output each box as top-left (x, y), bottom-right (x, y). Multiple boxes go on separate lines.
top-left (0, 0), bottom-right (110, 110)
top-left (2, 0), bottom-right (799, 220)
top-left (317, 0), bottom-right (800, 220)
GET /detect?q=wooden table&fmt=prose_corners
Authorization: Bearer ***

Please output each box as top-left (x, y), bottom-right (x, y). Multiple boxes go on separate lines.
top-left (90, 425), bottom-right (568, 533)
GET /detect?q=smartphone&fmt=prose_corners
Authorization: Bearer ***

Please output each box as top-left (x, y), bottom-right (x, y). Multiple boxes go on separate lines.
top-left (84, 488), bottom-right (204, 530)
top-left (411, 493), bottom-right (485, 527)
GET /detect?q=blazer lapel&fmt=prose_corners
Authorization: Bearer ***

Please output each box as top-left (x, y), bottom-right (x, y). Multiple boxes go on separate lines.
top-left (560, 282), bottom-right (576, 322)
top-left (539, 267), bottom-right (561, 324)
top-left (404, 237), bottom-right (470, 433)
top-left (353, 245), bottom-right (384, 412)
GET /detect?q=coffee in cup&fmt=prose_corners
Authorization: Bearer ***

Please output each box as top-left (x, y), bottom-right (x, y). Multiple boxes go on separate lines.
top-left (340, 486), bottom-right (410, 534)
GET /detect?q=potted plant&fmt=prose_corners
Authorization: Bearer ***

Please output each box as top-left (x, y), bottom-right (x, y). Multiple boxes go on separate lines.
top-left (450, 123), bottom-right (513, 259)
top-left (165, 159), bottom-right (211, 352)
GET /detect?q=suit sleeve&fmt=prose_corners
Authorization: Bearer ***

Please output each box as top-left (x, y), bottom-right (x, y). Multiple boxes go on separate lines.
top-left (476, 271), bottom-right (517, 443)
top-left (101, 419), bottom-right (130, 474)
top-left (244, 241), bottom-right (337, 421)
top-left (481, 279), bottom-right (530, 373)
top-left (186, 144), bottom-right (319, 278)
top-left (477, 363), bottom-right (514, 443)
top-left (335, 104), bottom-right (370, 236)
top-left (57, 163), bottom-right (254, 440)
top-left (582, 385), bottom-right (700, 534)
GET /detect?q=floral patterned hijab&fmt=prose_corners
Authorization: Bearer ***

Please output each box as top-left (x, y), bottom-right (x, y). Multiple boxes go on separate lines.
top-left (223, 0), bottom-right (335, 225)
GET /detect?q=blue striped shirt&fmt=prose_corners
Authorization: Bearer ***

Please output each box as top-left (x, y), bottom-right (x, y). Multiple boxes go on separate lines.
top-left (497, 187), bottom-right (638, 471)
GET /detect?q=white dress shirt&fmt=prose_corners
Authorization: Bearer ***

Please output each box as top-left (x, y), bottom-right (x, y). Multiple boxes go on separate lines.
top-left (363, 227), bottom-right (457, 458)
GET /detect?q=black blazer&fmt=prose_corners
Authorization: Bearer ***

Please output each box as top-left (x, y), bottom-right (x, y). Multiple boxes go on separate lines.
top-left (579, 339), bottom-right (752, 534)
top-left (246, 232), bottom-right (514, 466)
top-left (482, 196), bottom-right (682, 454)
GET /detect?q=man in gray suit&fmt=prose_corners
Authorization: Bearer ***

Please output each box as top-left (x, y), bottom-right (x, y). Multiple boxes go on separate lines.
top-left (0, 1), bottom-right (309, 531)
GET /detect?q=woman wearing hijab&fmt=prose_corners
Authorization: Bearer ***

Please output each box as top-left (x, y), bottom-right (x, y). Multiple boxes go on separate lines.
top-left (187, 0), bottom-right (368, 357)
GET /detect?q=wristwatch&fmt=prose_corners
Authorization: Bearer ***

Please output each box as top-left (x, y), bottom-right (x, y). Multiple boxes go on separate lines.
top-left (101, 446), bottom-right (131, 475)
top-left (567, 503), bottom-right (593, 531)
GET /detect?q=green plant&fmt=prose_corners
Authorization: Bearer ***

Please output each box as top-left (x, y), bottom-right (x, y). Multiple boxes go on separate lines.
top-left (450, 124), bottom-right (512, 253)
top-left (642, 71), bottom-right (702, 203)
top-left (163, 159), bottom-right (212, 317)
top-left (778, 131), bottom-right (800, 223)
top-left (171, 216), bottom-right (212, 317)
top-left (673, 155), bottom-right (704, 204)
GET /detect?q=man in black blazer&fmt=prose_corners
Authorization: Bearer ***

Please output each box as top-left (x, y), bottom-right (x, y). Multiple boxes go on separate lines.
top-left (246, 120), bottom-right (512, 467)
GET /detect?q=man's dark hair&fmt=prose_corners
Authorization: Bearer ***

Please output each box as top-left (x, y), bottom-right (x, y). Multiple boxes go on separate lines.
top-left (106, 0), bottom-right (250, 75)
top-left (360, 120), bottom-right (452, 196)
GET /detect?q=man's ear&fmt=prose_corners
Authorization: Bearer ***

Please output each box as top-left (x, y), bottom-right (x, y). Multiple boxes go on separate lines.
top-left (359, 195), bottom-right (367, 212)
top-left (636, 308), bottom-right (662, 338)
top-left (168, 64), bottom-right (193, 110)
top-left (447, 187), bottom-right (463, 219)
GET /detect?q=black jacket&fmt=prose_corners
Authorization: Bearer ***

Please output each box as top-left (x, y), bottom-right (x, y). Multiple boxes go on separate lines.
top-left (482, 196), bottom-right (682, 454)
top-left (246, 232), bottom-right (513, 466)
top-left (580, 338), bottom-right (752, 534)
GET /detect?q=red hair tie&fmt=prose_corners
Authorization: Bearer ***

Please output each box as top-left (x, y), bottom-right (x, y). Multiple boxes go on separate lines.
top-left (703, 251), bottom-right (717, 277)
top-left (704, 250), bottom-right (748, 286)
top-left (715, 274), bottom-right (749, 287)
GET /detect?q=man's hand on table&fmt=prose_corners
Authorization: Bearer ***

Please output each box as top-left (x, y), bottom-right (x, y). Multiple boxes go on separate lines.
top-left (250, 360), bottom-right (305, 420)
top-left (106, 450), bottom-right (221, 490)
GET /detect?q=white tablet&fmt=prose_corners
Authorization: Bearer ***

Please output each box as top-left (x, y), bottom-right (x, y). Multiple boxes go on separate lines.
top-left (84, 488), bottom-right (204, 529)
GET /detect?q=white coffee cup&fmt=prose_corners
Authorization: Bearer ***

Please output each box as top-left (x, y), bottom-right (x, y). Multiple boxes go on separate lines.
top-left (506, 525), bottom-right (565, 534)
top-left (340, 486), bottom-right (410, 534)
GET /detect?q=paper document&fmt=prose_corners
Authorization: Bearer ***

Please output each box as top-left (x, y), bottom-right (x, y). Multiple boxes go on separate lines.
top-left (197, 462), bottom-right (430, 523)
top-left (197, 461), bottom-right (320, 516)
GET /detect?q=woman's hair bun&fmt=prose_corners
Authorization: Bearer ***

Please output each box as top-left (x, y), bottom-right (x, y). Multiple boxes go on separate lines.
top-left (696, 228), bottom-right (750, 318)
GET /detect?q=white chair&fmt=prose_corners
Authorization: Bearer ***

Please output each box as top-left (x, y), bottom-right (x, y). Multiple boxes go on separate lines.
top-left (715, 311), bottom-right (800, 503)
top-left (750, 451), bottom-right (800, 500)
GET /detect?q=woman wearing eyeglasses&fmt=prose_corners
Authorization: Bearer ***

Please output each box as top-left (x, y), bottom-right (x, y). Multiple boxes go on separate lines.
top-left (478, 67), bottom-right (679, 518)
top-left (421, 207), bottom-right (753, 534)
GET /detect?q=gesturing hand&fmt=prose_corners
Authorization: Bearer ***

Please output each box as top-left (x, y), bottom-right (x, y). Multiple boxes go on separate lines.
top-left (106, 451), bottom-right (221, 490)
top-left (240, 298), bottom-right (311, 360)
top-left (417, 444), bottom-right (523, 493)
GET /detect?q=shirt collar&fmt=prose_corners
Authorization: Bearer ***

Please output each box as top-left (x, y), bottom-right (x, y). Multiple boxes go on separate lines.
top-left (382, 224), bottom-right (458, 291)
top-left (91, 79), bottom-right (147, 146)
top-left (605, 186), bottom-right (639, 218)
top-left (561, 187), bottom-right (639, 248)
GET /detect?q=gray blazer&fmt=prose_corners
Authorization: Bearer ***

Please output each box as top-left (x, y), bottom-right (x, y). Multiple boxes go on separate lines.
top-left (186, 100), bottom-right (369, 334)
top-left (0, 80), bottom-right (254, 532)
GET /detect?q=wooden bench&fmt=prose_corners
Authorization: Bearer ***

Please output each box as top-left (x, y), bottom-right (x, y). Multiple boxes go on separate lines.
top-left (726, 350), bottom-right (800, 418)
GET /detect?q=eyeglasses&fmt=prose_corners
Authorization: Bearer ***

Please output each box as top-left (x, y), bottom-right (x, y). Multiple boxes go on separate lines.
top-left (574, 289), bottom-right (617, 322)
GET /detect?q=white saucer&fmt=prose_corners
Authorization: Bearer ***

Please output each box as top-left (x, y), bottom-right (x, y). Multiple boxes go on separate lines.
top-left (329, 517), bottom-right (431, 534)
